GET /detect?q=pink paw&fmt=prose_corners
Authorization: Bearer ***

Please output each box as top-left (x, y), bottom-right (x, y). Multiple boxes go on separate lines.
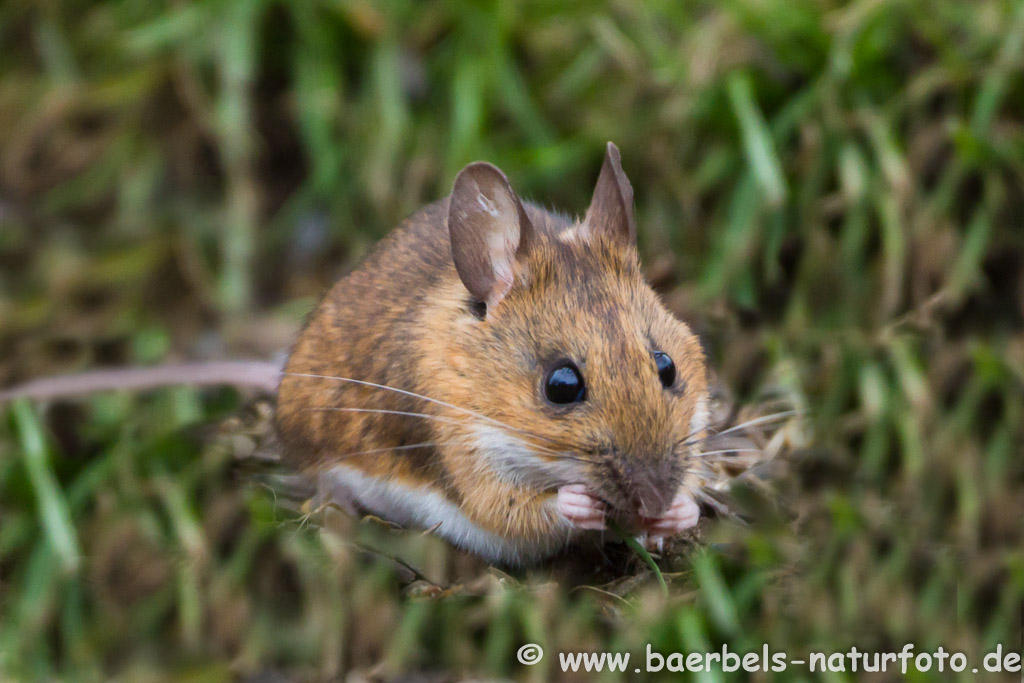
top-left (556, 484), bottom-right (606, 530)
top-left (639, 490), bottom-right (700, 550)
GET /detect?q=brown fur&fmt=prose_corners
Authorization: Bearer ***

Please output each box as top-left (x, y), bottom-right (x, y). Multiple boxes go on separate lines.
top-left (275, 145), bottom-right (708, 563)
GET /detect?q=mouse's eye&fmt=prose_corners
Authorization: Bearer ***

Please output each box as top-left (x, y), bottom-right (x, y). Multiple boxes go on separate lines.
top-left (544, 362), bottom-right (586, 405)
top-left (654, 351), bottom-right (676, 388)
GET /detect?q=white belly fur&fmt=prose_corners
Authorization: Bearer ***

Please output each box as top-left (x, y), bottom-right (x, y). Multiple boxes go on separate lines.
top-left (320, 465), bottom-right (571, 565)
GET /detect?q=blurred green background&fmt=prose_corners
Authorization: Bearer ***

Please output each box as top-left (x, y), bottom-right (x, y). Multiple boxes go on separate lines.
top-left (1, 0), bottom-right (1023, 680)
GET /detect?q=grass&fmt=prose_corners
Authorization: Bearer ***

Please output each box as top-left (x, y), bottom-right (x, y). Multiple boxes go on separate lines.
top-left (2, 0), bottom-right (1024, 679)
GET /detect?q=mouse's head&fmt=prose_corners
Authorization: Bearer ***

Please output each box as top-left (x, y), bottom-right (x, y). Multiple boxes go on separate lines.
top-left (438, 143), bottom-right (709, 526)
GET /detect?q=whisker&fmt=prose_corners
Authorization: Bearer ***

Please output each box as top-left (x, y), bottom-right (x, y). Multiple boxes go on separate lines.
top-left (675, 406), bottom-right (801, 447)
top-left (329, 441), bottom-right (437, 461)
top-left (309, 406), bottom-right (569, 455)
top-left (541, 450), bottom-right (598, 466)
top-left (308, 406), bottom-right (592, 464)
top-left (683, 409), bottom-right (801, 447)
top-left (285, 372), bottom-right (563, 446)
top-left (306, 406), bottom-right (468, 427)
top-left (691, 488), bottom-right (742, 520)
top-left (675, 418), bottom-right (717, 447)
top-left (510, 435), bottom-right (595, 461)
top-left (692, 448), bottom-right (764, 458)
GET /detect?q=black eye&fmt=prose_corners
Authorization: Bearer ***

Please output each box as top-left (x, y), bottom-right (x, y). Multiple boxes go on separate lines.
top-left (544, 362), bottom-right (586, 405)
top-left (654, 351), bottom-right (675, 388)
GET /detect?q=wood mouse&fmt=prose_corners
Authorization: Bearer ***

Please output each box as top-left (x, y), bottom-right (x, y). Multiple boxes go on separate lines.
top-left (275, 143), bottom-right (710, 566)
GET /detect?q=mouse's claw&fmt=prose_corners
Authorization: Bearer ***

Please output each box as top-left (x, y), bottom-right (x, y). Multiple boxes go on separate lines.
top-left (556, 484), bottom-right (606, 530)
top-left (646, 535), bottom-right (665, 554)
top-left (632, 532), bottom-right (666, 554)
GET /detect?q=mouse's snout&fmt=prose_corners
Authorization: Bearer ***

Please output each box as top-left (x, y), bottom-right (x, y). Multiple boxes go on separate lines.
top-left (599, 453), bottom-right (680, 521)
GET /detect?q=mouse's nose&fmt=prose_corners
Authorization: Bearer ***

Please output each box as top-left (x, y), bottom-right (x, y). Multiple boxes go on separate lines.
top-left (615, 456), bottom-right (678, 519)
top-left (637, 492), bottom-right (671, 519)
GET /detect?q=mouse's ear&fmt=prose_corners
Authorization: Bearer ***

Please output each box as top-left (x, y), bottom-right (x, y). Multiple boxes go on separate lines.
top-left (582, 142), bottom-right (637, 247)
top-left (448, 161), bottom-right (533, 311)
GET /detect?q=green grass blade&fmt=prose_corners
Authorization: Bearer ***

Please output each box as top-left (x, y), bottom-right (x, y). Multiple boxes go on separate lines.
top-left (12, 400), bottom-right (80, 575)
top-left (727, 72), bottom-right (787, 207)
top-left (608, 520), bottom-right (668, 597)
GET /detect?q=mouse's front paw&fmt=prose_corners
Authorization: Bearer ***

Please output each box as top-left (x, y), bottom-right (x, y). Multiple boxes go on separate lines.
top-left (640, 489), bottom-right (700, 542)
top-left (556, 484), bottom-right (606, 530)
